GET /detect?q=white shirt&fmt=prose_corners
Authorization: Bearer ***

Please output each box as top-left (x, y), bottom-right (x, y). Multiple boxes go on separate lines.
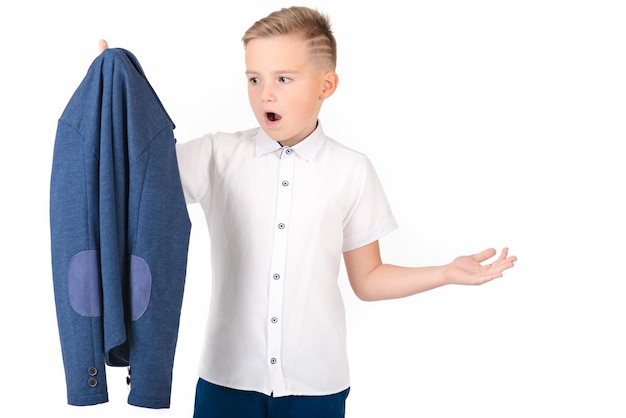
top-left (176, 123), bottom-right (397, 396)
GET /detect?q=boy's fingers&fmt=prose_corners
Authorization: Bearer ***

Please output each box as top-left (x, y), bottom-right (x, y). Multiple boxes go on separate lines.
top-left (99, 39), bottom-right (109, 53)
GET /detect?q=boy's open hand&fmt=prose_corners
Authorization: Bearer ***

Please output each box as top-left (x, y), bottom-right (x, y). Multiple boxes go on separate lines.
top-left (445, 248), bottom-right (517, 286)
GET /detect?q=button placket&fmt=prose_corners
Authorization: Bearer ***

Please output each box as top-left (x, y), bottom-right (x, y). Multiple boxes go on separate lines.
top-left (266, 147), bottom-right (294, 393)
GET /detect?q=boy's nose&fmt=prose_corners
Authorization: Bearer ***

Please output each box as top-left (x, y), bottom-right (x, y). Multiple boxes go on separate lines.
top-left (261, 85), bottom-right (276, 102)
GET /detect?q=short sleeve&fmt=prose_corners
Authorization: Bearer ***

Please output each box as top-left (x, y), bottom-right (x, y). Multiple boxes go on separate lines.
top-left (342, 157), bottom-right (398, 252)
top-left (176, 134), bottom-right (214, 204)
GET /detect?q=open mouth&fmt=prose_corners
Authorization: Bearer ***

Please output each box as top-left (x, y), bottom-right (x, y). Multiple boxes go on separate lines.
top-left (266, 112), bottom-right (282, 122)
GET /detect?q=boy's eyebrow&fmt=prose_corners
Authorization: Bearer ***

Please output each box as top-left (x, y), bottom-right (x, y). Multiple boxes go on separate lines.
top-left (245, 69), bottom-right (300, 76)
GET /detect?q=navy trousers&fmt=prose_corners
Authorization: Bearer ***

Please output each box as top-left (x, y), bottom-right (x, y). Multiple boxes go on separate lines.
top-left (193, 379), bottom-right (350, 418)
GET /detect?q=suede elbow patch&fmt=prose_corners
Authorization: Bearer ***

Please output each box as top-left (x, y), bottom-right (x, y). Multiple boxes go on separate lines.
top-left (129, 255), bottom-right (152, 321)
top-left (67, 251), bottom-right (152, 320)
top-left (68, 250), bottom-right (102, 317)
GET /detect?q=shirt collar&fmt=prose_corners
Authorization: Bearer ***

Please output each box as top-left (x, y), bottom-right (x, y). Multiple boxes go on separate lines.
top-left (254, 121), bottom-right (326, 161)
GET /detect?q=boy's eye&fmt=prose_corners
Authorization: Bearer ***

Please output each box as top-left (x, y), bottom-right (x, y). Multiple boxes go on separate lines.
top-left (249, 77), bottom-right (260, 85)
top-left (278, 76), bottom-right (291, 83)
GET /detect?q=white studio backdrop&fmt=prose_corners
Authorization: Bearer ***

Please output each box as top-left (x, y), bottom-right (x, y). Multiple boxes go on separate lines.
top-left (1, 1), bottom-right (624, 417)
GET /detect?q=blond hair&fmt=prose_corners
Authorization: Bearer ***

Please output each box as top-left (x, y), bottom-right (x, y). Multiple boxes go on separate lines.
top-left (242, 6), bottom-right (337, 70)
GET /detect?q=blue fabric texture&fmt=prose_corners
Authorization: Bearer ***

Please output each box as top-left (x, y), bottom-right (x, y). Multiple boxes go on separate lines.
top-left (50, 48), bottom-right (192, 408)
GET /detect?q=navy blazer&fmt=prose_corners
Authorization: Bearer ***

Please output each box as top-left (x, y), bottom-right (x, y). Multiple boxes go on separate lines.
top-left (50, 48), bottom-right (191, 408)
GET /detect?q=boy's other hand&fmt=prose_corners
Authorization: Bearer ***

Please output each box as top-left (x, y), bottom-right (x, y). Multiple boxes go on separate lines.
top-left (446, 247), bottom-right (517, 286)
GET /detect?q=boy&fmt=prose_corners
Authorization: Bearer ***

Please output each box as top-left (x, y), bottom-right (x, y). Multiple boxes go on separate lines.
top-left (101, 5), bottom-right (516, 418)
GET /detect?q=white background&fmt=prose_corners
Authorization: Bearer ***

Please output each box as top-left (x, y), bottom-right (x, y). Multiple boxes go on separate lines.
top-left (1, 1), bottom-right (624, 417)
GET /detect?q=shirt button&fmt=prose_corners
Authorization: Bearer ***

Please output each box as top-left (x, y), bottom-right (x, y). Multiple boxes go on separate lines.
top-left (88, 378), bottom-right (98, 387)
top-left (285, 148), bottom-right (293, 155)
top-left (87, 367), bottom-right (98, 376)
top-left (271, 317), bottom-right (278, 324)
top-left (278, 223), bottom-right (285, 229)
top-left (270, 358), bottom-right (277, 365)
top-left (281, 180), bottom-right (289, 187)
top-left (273, 273), bottom-right (280, 280)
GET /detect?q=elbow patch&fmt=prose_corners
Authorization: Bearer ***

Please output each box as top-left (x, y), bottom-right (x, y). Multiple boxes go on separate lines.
top-left (128, 255), bottom-right (152, 321)
top-left (68, 250), bottom-right (102, 317)
top-left (67, 251), bottom-right (152, 320)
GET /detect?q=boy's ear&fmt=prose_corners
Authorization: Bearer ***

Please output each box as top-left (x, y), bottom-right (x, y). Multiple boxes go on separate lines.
top-left (320, 71), bottom-right (339, 99)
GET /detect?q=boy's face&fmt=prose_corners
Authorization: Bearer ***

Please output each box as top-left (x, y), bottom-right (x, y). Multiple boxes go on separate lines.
top-left (245, 34), bottom-right (337, 147)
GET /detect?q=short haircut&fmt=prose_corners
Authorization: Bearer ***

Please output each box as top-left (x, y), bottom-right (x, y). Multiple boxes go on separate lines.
top-left (242, 6), bottom-right (337, 70)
